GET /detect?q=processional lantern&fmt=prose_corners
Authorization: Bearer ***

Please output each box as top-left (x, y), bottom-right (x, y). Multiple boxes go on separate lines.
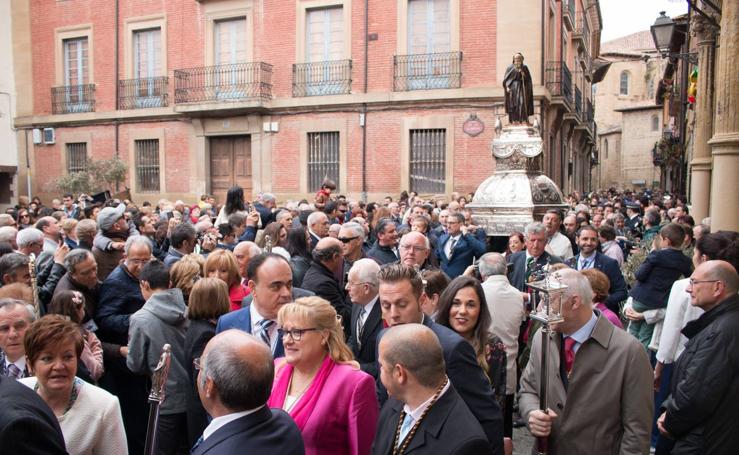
top-left (528, 267), bottom-right (567, 325)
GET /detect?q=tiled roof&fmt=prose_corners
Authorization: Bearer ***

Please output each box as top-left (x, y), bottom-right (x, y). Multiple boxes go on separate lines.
top-left (601, 30), bottom-right (655, 54)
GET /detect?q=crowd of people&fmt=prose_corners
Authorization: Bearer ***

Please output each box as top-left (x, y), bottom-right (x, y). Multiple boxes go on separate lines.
top-left (0, 183), bottom-right (737, 455)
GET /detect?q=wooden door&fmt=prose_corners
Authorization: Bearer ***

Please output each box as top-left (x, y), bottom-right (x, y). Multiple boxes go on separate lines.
top-left (210, 136), bottom-right (252, 202)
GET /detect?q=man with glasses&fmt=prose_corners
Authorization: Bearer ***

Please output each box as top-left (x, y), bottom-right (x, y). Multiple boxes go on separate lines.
top-left (0, 299), bottom-right (36, 379)
top-left (658, 260), bottom-right (739, 455)
top-left (436, 213), bottom-right (486, 279)
top-left (96, 235), bottom-right (152, 454)
top-left (346, 259), bottom-right (382, 378)
top-left (301, 238), bottom-right (351, 337)
top-left (398, 231), bottom-right (435, 271)
top-left (338, 222), bottom-right (365, 268)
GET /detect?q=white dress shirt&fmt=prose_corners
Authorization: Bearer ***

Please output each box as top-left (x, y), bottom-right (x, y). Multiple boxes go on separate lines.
top-left (203, 406), bottom-right (265, 441)
top-left (444, 234), bottom-right (462, 258)
top-left (250, 304), bottom-right (278, 353)
top-left (565, 311), bottom-right (598, 353)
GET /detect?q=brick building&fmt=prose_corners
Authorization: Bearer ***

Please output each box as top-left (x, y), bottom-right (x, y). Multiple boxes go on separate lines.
top-left (10, 0), bottom-right (601, 204)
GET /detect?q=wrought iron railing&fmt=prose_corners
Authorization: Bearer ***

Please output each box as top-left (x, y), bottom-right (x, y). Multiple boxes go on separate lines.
top-left (564, 0), bottom-right (576, 23)
top-left (173, 62), bottom-right (273, 104)
top-left (393, 52), bottom-right (463, 91)
top-left (575, 13), bottom-right (591, 53)
top-left (545, 61), bottom-right (573, 106)
top-left (292, 59), bottom-right (352, 97)
top-left (119, 77), bottom-right (169, 109)
top-left (51, 84), bottom-right (96, 114)
top-left (575, 86), bottom-right (582, 117)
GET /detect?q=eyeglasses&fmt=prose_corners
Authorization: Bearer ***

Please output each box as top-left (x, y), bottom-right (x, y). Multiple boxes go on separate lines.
top-left (688, 279), bottom-right (720, 287)
top-left (280, 327), bottom-right (319, 341)
top-left (193, 357), bottom-right (202, 371)
top-left (399, 244), bottom-right (428, 253)
top-left (338, 236), bottom-right (359, 244)
top-left (127, 258), bottom-right (151, 266)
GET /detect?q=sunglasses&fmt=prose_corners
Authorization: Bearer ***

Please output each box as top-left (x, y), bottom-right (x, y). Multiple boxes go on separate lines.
top-left (338, 236), bottom-right (359, 244)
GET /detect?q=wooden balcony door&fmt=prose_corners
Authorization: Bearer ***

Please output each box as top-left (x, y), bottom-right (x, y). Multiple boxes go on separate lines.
top-left (209, 136), bottom-right (252, 201)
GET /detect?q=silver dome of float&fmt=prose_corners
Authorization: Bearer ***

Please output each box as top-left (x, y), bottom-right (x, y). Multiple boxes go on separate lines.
top-left (468, 123), bottom-right (568, 236)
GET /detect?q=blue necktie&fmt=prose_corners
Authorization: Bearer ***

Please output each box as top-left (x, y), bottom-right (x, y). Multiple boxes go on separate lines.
top-left (397, 413), bottom-right (414, 447)
top-left (191, 435), bottom-right (204, 453)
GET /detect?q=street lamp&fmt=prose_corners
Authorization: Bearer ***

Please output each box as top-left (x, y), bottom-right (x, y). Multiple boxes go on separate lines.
top-left (651, 11), bottom-right (674, 57)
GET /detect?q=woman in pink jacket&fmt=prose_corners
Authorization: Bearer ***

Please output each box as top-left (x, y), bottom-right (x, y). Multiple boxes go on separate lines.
top-left (268, 296), bottom-right (378, 455)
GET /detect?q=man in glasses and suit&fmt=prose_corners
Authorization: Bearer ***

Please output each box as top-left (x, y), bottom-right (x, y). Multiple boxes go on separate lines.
top-left (346, 259), bottom-right (382, 379)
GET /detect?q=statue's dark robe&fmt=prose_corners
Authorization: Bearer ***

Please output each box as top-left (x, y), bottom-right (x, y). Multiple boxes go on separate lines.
top-left (503, 64), bottom-right (534, 123)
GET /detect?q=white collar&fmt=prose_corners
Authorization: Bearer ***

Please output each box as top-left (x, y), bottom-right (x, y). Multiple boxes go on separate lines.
top-left (202, 406), bottom-right (264, 441)
top-left (360, 295), bottom-right (379, 316)
top-left (402, 378), bottom-right (451, 422)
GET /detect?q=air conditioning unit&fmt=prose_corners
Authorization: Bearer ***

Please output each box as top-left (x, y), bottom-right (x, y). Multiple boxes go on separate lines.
top-left (43, 128), bottom-right (55, 145)
top-left (32, 128), bottom-right (43, 145)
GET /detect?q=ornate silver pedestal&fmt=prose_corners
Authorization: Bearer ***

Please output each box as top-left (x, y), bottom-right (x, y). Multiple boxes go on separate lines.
top-left (468, 124), bottom-right (568, 236)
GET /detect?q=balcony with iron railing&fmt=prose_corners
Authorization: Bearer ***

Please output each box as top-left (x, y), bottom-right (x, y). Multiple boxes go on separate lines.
top-left (51, 84), bottom-right (96, 114)
top-left (545, 61), bottom-right (573, 107)
top-left (393, 52), bottom-right (463, 91)
top-left (586, 98), bottom-right (594, 131)
top-left (573, 12), bottom-right (591, 54)
top-left (292, 59), bottom-right (352, 97)
top-left (575, 86), bottom-right (583, 118)
top-left (173, 62), bottom-right (273, 105)
top-left (563, 0), bottom-right (576, 31)
top-left (119, 76), bottom-right (169, 110)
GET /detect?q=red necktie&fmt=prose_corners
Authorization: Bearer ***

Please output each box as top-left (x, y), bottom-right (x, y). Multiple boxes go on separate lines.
top-left (564, 337), bottom-right (577, 374)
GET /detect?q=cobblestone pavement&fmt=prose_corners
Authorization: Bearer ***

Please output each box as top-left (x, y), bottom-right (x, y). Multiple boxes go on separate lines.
top-left (512, 426), bottom-right (535, 454)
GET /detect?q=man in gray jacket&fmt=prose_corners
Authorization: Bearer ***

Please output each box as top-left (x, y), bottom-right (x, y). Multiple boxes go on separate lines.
top-left (127, 260), bottom-right (189, 455)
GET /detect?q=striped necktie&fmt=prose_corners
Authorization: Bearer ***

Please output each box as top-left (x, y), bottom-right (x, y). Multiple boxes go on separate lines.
top-left (356, 307), bottom-right (367, 348)
top-left (7, 363), bottom-right (21, 379)
top-left (257, 319), bottom-right (275, 348)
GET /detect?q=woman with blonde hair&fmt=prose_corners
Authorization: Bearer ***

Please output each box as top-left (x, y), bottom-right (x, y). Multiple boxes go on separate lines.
top-left (267, 296), bottom-right (378, 455)
top-left (203, 249), bottom-right (249, 311)
top-left (184, 277), bottom-right (231, 446)
top-left (169, 254), bottom-right (204, 304)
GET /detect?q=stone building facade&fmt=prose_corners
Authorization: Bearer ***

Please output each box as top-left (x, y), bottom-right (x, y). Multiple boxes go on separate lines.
top-left (592, 30), bottom-right (666, 190)
top-left (11, 0), bottom-right (601, 204)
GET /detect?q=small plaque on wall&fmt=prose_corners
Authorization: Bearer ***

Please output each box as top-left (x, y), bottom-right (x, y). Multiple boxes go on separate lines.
top-left (463, 114), bottom-right (484, 137)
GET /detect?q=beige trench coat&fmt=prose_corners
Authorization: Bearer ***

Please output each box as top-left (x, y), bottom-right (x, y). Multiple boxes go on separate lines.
top-left (519, 312), bottom-right (653, 455)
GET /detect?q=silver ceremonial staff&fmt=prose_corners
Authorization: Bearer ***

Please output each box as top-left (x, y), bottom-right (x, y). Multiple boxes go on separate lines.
top-left (144, 344), bottom-right (172, 455)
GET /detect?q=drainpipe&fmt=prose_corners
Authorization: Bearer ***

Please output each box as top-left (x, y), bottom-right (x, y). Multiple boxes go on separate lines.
top-left (114, 0), bottom-right (120, 192)
top-left (360, 0), bottom-right (369, 202)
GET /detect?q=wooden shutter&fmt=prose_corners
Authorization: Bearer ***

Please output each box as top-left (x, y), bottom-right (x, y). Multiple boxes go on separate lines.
top-left (306, 7), bottom-right (344, 62)
top-left (215, 18), bottom-right (247, 65)
top-left (134, 28), bottom-right (162, 78)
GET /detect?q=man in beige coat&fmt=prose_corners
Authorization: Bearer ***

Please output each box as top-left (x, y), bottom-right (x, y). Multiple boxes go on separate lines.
top-left (519, 268), bottom-right (653, 454)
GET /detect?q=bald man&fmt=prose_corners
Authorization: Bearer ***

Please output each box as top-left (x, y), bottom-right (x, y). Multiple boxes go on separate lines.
top-left (372, 324), bottom-right (489, 454)
top-left (301, 237), bottom-right (351, 335)
top-left (658, 260), bottom-right (739, 454)
top-left (519, 268), bottom-right (653, 454)
top-left (398, 231), bottom-right (434, 271)
top-left (193, 330), bottom-right (303, 454)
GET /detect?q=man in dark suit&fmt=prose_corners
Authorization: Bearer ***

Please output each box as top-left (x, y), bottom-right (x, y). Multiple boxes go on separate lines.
top-left (377, 263), bottom-right (504, 454)
top-left (307, 211), bottom-right (329, 251)
top-left (216, 253), bottom-right (294, 358)
top-left (367, 218), bottom-right (399, 265)
top-left (0, 375), bottom-right (67, 454)
top-left (507, 222), bottom-right (563, 294)
top-left (0, 299), bottom-right (35, 379)
top-left (301, 238), bottom-right (351, 334)
top-left (193, 330), bottom-right (304, 455)
top-left (436, 213), bottom-right (486, 279)
top-left (372, 324), bottom-right (490, 455)
top-left (346, 259), bottom-right (383, 378)
top-left (253, 193), bottom-right (277, 228)
top-left (565, 225), bottom-right (628, 313)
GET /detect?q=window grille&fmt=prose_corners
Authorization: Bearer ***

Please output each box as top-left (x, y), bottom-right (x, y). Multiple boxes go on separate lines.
top-left (307, 132), bottom-right (340, 192)
top-left (409, 129), bottom-right (446, 194)
top-left (135, 139), bottom-right (160, 192)
top-left (66, 143), bottom-right (87, 174)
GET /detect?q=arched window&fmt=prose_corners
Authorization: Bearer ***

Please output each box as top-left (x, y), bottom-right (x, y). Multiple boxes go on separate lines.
top-left (651, 115), bottom-right (660, 132)
top-left (619, 71), bottom-right (629, 95)
top-left (604, 139), bottom-right (609, 159)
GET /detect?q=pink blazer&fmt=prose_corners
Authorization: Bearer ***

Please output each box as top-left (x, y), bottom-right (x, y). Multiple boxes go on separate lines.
top-left (272, 359), bottom-right (379, 455)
